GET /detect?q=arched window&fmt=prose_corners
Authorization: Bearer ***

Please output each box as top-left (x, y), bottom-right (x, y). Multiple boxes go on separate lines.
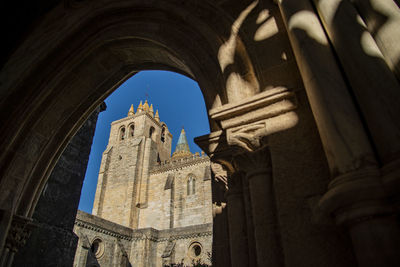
top-left (187, 175), bottom-right (196, 195)
top-left (161, 125), bottom-right (166, 142)
top-left (119, 127), bottom-right (125, 140)
top-left (149, 126), bottom-right (155, 140)
top-left (90, 238), bottom-right (104, 259)
top-left (129, 124), bottom-right (135, 137)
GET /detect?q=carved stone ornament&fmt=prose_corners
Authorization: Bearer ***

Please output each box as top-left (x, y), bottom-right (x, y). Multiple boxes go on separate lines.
top-left (209, 87), bottom-right (298, 152)
top-left (233, 147), bottom-right (272, 177)
top-left (212, 202), bottom-right (227, 218)
top-left (211, 162), bottom-right (228, 189)
top-left (5, 215), bottom-right (35, 253)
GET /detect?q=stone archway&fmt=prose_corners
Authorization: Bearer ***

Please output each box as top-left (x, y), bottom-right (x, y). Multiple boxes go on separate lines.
top-left (2, 1), bottom-right (400, 267)
top-left (0, 1), bottom-right (265, 265)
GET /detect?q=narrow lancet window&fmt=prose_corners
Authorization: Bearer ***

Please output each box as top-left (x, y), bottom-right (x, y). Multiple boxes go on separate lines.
top-left (120, 127), bottom-right (125, 140)
top-left (129, 124), bottom-right (135, 137)
top-left (161, 125), bottom-right (166, 142)
top-left (187, 175), bottom-right (196, 195)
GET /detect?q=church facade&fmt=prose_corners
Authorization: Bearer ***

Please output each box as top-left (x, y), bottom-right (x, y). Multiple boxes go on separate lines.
top-left (72, 101), bottom-right (212, 267)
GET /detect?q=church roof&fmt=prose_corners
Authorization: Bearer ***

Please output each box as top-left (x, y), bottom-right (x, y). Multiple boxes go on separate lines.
top-left (172, 128), bottom-right (192, 158)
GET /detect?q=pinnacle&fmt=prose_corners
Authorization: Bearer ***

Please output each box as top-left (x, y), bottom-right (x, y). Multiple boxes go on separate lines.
top-left (127, 104), bottom-right (135, 116)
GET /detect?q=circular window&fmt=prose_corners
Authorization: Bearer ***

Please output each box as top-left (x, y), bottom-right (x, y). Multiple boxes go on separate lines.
top-left (90, 238), bottom-right (104, 258)
top-left (193, 244), bottom-right (201, 256)
top-left (189, 242), bottom-right (202, 259)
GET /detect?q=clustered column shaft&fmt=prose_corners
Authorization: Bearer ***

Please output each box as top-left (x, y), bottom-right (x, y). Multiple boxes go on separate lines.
top-left (278, 0), bottom-right (400, 266)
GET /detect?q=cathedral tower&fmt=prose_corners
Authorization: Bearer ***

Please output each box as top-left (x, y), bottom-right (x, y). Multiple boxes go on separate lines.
top-left (92, 101), bottom-right (172, 228)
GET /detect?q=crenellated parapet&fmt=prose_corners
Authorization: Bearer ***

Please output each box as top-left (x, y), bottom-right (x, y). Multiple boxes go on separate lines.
top-left (150, 153), bottom-right (209, 174)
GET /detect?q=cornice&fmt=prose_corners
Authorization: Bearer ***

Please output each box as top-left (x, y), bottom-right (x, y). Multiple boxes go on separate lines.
top-left (74, 218), bottom-right (212, 242)
top-left (75, 219), bottom-right (133, 241)
top-left (150, 156), bottom-right (210, 174)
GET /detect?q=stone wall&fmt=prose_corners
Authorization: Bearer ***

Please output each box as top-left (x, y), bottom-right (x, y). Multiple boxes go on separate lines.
top-left (73, 211), bottom-right (212, 267)
top-left (138, 155), bottom-right (212, 230)
top-left (12, 105), bottom-right (104, 267)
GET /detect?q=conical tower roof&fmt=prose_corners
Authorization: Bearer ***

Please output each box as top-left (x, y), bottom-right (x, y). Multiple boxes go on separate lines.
top-left (127, 104), bottom-right (135, 116)
top-left (172, 128), bottom-right (192, 158)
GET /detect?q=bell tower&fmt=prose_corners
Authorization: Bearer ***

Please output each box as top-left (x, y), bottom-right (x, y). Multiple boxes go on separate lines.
top-left (92, 100), bottom-right (172, 228)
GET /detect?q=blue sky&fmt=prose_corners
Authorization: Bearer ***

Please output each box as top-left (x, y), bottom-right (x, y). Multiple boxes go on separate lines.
top-left (78, 71), bottom-right (210, 213)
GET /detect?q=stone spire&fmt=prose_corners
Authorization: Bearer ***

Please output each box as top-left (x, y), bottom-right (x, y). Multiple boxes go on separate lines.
top-left (143, 100), bottom-right (150, 112)
top-left (137, 101), bottom-right (143, 112)
top-left (172, 128), bottom-right (192, 158)
top-left (149, 104), bottom-right (154, 117)
top-left (155, 110), bottom-right (160, 122)
top-left (127, 104), bottom-right (135, 116)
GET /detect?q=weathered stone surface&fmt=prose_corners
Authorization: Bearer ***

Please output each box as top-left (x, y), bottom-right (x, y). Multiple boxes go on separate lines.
top-left (12, 106), bottom-right (103, 267)
top-left (2, 1), bottom-right (400, 267)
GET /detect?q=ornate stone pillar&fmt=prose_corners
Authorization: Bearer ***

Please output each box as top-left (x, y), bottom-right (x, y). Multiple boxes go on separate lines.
top-left (312, 0), bottom-right (400, 178)
top-left (278, 1), bottom-right (400, 266)
top-left (234, 147), bottom-right (283, 267)
top-left (197, 89), bottom-right (297, 266)
top-left (0, 215), bottom-right (35, 267)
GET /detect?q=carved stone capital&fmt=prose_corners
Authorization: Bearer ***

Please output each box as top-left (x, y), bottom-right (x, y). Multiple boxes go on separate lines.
top-left (318, 167), bottom-right (395, 225)
top-left (209, 87), bottom-right (298, 152)
top-left (233, 147), bottom-right (272, 179)
top-left (5, 215), bottom-right (35, 253)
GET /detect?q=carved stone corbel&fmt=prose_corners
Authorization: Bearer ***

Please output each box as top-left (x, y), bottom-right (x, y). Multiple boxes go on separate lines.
top-left (209, 87), bottom-right (298, 152)
top-left (210, 162), bottom-right (229, 190)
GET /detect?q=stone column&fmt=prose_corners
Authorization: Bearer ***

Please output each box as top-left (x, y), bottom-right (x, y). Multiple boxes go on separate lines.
top-left (226, 171), bottom-right (249, 267)
top-left (351, 0), bottom-right (400, 80)
top-left (234, 147), bottom-right (283, 267)
top-left (197, 132), bottom-right (259, 267)
top-left (241, 174), bottom-right (257, 267)
top-left (278, 1), bottom-right (400, 266)
top-left (209, 161), bottom-right (231, 267)
top-left (312, 0), bottom-right (400, 168)
top-left (197, 89), bottom-right (298, 267)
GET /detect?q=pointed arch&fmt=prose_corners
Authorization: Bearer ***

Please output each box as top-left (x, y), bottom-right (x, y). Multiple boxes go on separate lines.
top-left (187, 174), bottom-right (196, 195)
top-left (119, 127), bottom-right (126, 141)
top-left (129, 124), bottom-right (135, 138)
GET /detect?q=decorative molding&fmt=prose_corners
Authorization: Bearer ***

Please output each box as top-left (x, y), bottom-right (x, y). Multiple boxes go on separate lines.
top-left (210, 162), bottom-right (228, 189)
top-left (75, 219), bottom-right (133, 241)
top-left (5, 215), bottom-right (36, 253)
top-left (150, 156), bottom-right (209, 174)
top-left (209, 87), bottom-right (298, 152)
top-left (212, 202), bottom-right (227, 217)
top-left (75, 217), bottom-right (212, 243)
top-left (318, 167), bottom-right (394, 225)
